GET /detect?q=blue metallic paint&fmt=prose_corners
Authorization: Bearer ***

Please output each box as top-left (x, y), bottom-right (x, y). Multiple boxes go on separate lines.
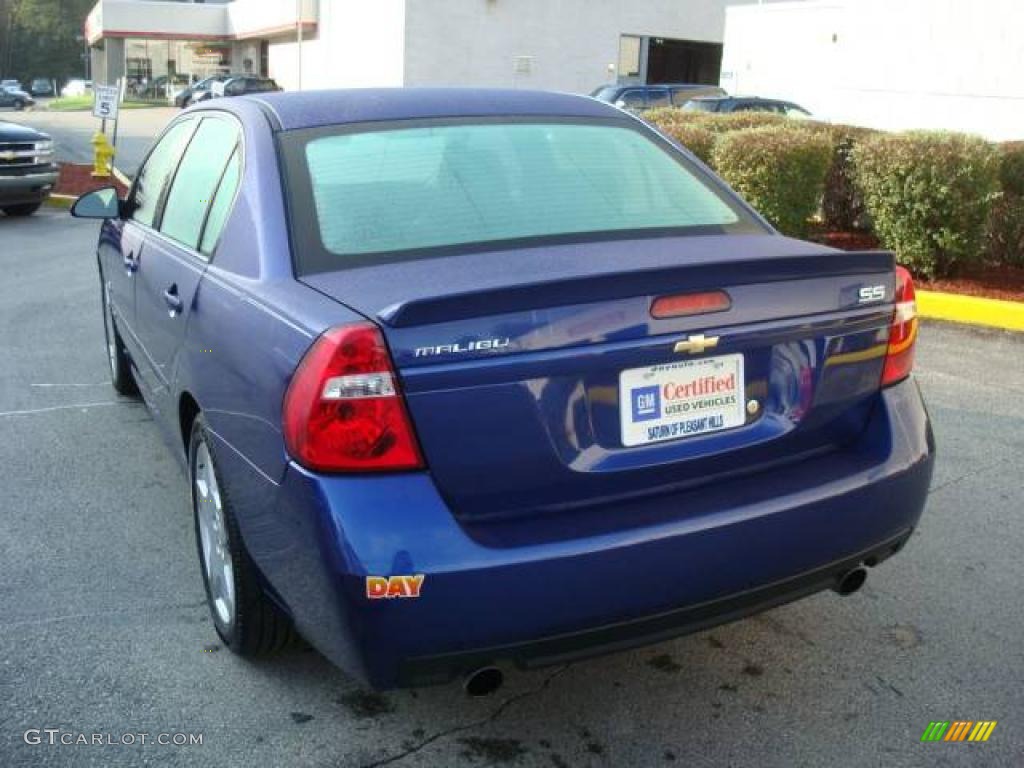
top-left (90, 89), bottom-right (935, 690)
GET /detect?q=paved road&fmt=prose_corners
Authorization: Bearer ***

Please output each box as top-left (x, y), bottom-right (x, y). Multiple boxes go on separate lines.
top-left (2, 106), bottom-right (176, 176)
top-left (1, 209), bottom-right (1022, 767)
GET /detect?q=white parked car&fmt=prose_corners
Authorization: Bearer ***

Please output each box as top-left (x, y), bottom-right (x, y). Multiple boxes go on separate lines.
top-left (61, 79), bottom-right (94, 98)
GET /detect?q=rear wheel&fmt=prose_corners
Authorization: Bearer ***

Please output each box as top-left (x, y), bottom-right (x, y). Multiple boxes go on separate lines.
top-left (3, 203), bottom-right (40, 217)
top-left (100, 275), bottom-right (138, 395)
top-left (13, 99), bottom-right (25, 111)
top-left (189, 414), bottom-right (295, 655)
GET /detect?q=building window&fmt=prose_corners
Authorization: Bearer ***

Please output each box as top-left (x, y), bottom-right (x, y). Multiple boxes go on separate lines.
top-left (618, 35), bottom-right (641, 78)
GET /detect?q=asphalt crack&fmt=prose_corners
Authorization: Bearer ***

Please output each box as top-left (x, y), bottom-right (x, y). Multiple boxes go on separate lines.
top-left (357, 665), bottom-right (571, 768)
top-left (927, 456), bottom-right (1016, 496)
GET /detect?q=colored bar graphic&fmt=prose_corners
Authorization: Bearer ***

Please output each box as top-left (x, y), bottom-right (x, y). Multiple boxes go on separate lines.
top-left (922, 720), bottom-right (997, 743)
top-left (968, 722), bottom-right (998, 742)
top-left (944, 721), bottom-right (972, 741)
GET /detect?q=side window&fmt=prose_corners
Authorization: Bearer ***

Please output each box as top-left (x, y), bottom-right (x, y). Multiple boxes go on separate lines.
top-left (199, 147), bottom-right (241, 256)
top-left (160, 117), bottom-right (240, 251)
top-left (131, 119), bottom-right (196, 227)
top-left (670, 89), bottom-right (693, 107)
top-left (647, 89), bottom-right (670, 109)
top-left (618, 90), bottom-right (646, 109)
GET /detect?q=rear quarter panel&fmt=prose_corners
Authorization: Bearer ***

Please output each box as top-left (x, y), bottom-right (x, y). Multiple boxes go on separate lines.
top-left (169, 100), bottom-right (364, 562)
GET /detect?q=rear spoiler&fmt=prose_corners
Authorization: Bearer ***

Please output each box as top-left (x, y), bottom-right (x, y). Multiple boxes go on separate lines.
top-left (378, 250), bottom-right (895, 328)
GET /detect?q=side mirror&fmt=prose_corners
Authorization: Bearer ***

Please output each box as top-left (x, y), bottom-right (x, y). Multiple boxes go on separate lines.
top-left (71, 186), bottom-right (121, 220)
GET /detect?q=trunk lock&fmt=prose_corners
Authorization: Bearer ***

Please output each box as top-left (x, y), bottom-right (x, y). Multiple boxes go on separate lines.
top-left (746, 399), bottom-right (760, 415)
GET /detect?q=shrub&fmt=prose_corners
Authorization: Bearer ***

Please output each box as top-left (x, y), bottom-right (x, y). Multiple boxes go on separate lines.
top-left (821, 124), bottom-right (880, 232)
top-left (712, 125), bottom-right (832, 237)
top-left (699, 111), bottom-right (789, 133)
top-left (655, 122), bottom-right (717, 165)
top-left (998, 141), bottom-right (1024, 197)
top-left (644, 106), bottom-right (691, 131)
top-left (986, 195), bottom-right (1024, 267)
top-left (852, 131), bottom-right (1001, 278)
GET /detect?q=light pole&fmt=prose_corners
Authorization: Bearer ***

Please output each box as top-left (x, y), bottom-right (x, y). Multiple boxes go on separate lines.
top-left (296, 0), bottom-right (303, 90)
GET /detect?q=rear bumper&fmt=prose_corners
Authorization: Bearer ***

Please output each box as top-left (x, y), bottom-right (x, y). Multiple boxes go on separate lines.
top-left (263, 377), bottom-right (934, 689)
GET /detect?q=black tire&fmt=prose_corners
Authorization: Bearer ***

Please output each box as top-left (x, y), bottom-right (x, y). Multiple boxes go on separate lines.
top-left (3, 202), bottom-right (40, 217)
top-left (189, 413), bottom-right (296, 656)
top-left (99, 270), bottom-right (138, 396)
top-left (13, 99), bottom-right (25, 111)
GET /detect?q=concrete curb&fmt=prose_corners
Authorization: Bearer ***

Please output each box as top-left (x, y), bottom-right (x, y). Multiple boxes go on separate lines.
top-left (112, 166), bottom-right (131, 188)
top-left (44, 194), bottom-right (74, 209)
top-left (917, 290), bottom-right (1024, 332)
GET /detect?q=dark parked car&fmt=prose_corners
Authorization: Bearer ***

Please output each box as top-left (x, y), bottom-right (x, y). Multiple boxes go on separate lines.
top-left (30, 78), bottom-right (54, 97)
top-left (591, 83), bottom-right (727, 111)
top-left (175, 74), bottom-right (236, 108)
top-left (0, 86), bottom-right (35, 111)
top-left (139, 74), bottom-right (190, 101)
top-left (216, 76), bottom-right (281, 99)
top-left (683, 96), bottom-right (813, 117)
top-left (70, 89), bottom-right (933, 691)
top-left (0, 120), bottom-right (56, 215)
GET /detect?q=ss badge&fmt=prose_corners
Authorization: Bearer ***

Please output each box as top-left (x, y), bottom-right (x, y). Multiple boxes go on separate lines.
top-left (858, 285), bottom-right (886, 303)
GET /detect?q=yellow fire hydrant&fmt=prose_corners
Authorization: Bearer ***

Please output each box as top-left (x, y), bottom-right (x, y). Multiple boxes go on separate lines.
top-left (91, 132), bottom-right (114, 178)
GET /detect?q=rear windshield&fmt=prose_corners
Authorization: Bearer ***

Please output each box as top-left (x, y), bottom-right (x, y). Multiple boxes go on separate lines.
top-left (282, 118), bottom-right (759, 271)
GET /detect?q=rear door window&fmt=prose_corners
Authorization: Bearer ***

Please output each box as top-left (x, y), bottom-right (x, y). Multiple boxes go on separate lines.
top-left (199, 147), bottom-right (242, 256)
top-left (130, 119), bottom-right (197, 228)
top-left (159, 116), bottom-right (240, 251)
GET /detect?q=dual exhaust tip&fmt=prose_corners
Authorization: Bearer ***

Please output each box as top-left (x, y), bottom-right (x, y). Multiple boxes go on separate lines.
top-left (463, 666), bottom-right (504, 697)
top-left (833, 565), bottom-right (868, 596)
top-left (461, 567), bottom-right (868, 696)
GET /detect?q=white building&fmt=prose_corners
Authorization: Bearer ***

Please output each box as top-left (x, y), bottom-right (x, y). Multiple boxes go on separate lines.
top-left (721, 0), bottom-right (1024, 141)
top-left (85, 0), bottom-right (771, 96)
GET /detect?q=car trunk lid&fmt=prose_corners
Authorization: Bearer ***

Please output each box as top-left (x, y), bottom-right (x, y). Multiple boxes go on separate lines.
top-left (300, 234), bottom-right (895, 520)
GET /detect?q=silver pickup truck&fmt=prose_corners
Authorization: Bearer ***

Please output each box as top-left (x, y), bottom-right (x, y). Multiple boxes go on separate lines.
top-left (0, 120), bottom-right (57, 216)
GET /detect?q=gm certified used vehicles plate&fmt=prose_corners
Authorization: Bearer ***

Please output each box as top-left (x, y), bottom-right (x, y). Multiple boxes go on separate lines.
top-left (71, 88), bottom-right (934, 691)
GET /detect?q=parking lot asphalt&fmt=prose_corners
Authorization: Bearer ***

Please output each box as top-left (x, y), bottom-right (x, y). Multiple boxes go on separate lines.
top-left (2, 106), bottom-right (177, 176)
top-left (1, 208), bottom-right (1022, 768)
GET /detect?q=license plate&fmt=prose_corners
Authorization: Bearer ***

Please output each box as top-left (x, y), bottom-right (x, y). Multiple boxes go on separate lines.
top-left (619, 354), bottom-right (745, 447)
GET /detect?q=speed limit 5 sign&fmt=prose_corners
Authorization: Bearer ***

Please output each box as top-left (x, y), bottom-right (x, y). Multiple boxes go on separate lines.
top-left (92, 85), bottom-right (120, 120)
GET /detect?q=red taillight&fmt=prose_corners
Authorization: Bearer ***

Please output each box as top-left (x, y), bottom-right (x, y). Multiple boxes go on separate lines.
top-left (881, 266), bottom-right (918, 387)
top-left (651, 290), bottom-right (732, 319)
top-left (282, 323), bottom-right (423, 472)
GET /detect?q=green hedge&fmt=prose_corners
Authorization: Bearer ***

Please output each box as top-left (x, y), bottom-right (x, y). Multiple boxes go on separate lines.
top-left (986, 195), bottom-right (1024, 268)
top-left (646, 108), bottom-right (787, 136)
top-left (986, 142), bottom-right (1024, 267)
top-left (712, 125), bottom-right (832, 237)
top-left (655, 122), bottom-right (716, 165)
top-left (853, 131), bottom-right (1001, 279)
top-left (998, 141), bottom-right (1024, 197)
top-left (821, 124), bottom-right (879, 232)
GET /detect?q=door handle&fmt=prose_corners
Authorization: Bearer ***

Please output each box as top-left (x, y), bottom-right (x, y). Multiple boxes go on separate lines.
top-left (163, 285), bottom-right (183, 315)
top-left (123, 250), bottom-right (138, 273)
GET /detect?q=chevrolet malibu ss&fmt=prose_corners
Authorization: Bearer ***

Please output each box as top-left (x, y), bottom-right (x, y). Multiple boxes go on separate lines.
top-left (71, 89), bottom-right (934, 692)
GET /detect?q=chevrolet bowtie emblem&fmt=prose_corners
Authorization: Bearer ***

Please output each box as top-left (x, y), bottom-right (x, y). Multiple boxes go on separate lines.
top-left (674, 334), bottom-right (720, 355)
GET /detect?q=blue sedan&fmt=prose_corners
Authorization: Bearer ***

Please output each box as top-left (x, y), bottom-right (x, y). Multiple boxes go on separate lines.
top-left (71, 89), bottom-right (934, 692)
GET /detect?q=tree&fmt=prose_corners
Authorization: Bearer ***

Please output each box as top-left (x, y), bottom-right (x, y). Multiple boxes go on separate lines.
top-left (1, 0), bottom-right (95, 84)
